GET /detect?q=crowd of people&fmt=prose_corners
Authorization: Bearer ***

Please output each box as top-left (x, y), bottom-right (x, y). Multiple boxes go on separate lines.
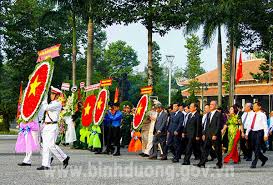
top-left (17, 87), bottom-right (273, 170)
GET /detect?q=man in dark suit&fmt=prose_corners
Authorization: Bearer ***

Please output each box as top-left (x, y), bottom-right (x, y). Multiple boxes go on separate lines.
top-left (161, 103), bottom-right (184, 162)
top-left (182, 103), bottom-right (202, 165)
top-left (195, 100), bottom-right (223, 169)
top-left (149, 103), bottom-right (168, 160)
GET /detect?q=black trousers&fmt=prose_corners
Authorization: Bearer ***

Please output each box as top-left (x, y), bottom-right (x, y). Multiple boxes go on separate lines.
top-left (200, 136), bottom-right (222, 166)
top-left (250, 130), bottom-right (268, 166)
top-left (150, 133), bottom-right (166, 157)
top-left (240, 129), bottom-right (252, 159)
top-left (105, 126), bottom-right (121, 152)
top-left (164, 134), bottom-right (182, 160)
top-left (268, 134), bottom-right (273, 151)
top-left (184, 137), bottom-right (194, 163)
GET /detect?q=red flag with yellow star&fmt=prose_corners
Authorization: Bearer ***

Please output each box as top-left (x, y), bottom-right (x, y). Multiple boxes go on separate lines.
top-left (93, 89), bottom-right (108, 125)
top-left (82, 95), bottom-right (96, 127)
top-left (21, 61), bottom-right (53, 121)
top-left (133, 95), bottom-right (148, 130)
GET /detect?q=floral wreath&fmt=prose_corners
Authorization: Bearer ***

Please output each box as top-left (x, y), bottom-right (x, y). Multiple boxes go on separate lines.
top-left (93, 88), bottom-right (109, 125)
top-left (21, 60), bottom-right (54, 122)
top-left (132, 95), bottom-right (150, 131)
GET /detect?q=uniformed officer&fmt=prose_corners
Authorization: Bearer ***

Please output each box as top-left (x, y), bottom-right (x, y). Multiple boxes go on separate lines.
top-left (37, 86), bottom-right (70, 170)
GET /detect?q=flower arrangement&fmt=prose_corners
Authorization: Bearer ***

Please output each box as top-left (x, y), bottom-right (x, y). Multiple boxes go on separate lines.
top-left (21, 60), bottom-right (54, 122)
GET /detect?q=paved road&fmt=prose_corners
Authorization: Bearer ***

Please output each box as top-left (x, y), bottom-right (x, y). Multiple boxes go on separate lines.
top-left (1, 139), bottom-right (273, 185)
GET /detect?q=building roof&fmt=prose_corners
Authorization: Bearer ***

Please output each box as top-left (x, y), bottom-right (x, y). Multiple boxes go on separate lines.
top-left (177, 59), bottom-right (265, 86)
top-left (182, 84), bottom-right (273, 97)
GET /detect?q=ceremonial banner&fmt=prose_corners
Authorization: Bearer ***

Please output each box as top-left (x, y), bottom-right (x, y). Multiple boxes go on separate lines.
top-left (114, 87), bottom-right (119, 103)
top-left (61, 82), bottom-right (70, 91)
top-left (21, 61), bottom-right (54, 121)
top-left (133, 95), bottom-right (148, 130)
top-left (140, 86), bottom-right (153, 95)
top-left (82, 95), bottom-right (97, 127)
top-left (93, 89), bottom-right (108, 125)
top-left (100, 79), bottom-right (112, 87)
top-left (236, 50), bottom-right (243, 84)
top-left (84, 83), bottom-right (100, 92)
top-left (37, 44), bottom-right (61, 63)
top-left (17, 82), bottom-right (23, 120)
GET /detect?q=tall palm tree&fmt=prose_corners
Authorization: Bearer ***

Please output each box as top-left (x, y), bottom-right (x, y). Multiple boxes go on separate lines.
top-left (186, 3), bottom-right (224, 106)
top-left (78, 0), bottom-right (116, 86)
top-left (49, 0), bottom-right (79, 86)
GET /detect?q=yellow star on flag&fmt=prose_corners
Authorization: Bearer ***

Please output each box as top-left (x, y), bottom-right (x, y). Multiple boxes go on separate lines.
top-left (28, 76), bottom-right (41, 97)
top-left (97, 98), bottom-right (103, 110)
top-left (84, 103), bottom-right (91, 116)
top-left (137, 104), bottom-right (143, 115)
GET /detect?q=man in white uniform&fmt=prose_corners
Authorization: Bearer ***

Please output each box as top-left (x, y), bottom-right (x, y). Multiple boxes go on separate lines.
top-left (37, 86), bottom-right (70, 170)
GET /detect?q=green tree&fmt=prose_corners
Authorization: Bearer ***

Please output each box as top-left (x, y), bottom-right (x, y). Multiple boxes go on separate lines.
top-left (78, 0), bottom-right (117, 85)
top-left (184, 34), bottom-right (205, 79)
top-left (119, 0), bottom-right (186, 86)
top-left (48, 0), bottom-right (81, 86)
top-left (103, 40), bottom-right (139, 78)
top-left (184, 34), bottom-right (205, 99)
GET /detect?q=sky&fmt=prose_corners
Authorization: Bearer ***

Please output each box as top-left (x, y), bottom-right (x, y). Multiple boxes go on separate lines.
top-left (105, 23), bottom-right (236, 73)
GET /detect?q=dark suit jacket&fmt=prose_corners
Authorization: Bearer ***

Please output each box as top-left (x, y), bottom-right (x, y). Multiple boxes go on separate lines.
top-left (167, 111), bottom-right (184, 133)
top-left (183, 112), bottom-right (202, 138)
top-left (204, 110), bottom-right (222, 138)
top-left (154, 111), bottom-right (168, 133)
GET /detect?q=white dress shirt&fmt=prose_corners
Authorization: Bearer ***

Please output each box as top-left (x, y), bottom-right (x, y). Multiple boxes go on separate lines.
top-left (241, 111), bottom-right (255, 130)
top-left (44, 100), bottom-right (62, 123)
top-left (246, 111), bottom-right (269, 137)
top-left (209, 110), bottom-right (217, 122)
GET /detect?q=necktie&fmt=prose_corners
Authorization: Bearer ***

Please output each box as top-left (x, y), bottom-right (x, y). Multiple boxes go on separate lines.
top-left (250, 113), bottom-right (257, 130)
top-left (184, 113), bottom-right (190, 126)
top-left (242, 112), bottom-right (248, 125)
top-left (207, 112), bottom-right (211, 125)
top-left (204, 113), bottom-right (210, 130)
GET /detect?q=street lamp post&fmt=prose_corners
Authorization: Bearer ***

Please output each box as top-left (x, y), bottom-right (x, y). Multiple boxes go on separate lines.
top-left (166, 55), bottom-right (175, 106)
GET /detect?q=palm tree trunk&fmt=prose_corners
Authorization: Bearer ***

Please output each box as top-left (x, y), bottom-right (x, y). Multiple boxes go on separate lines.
top-left (229, 38), bottom-right (236, 106)
top-left (86, 17), bottom-right (94, 86)
top-left (147, 18), bottom-right (153, 86)
top-left (217, 26), bottom-right (222, 106)
top-left (72, 12), bottom-right (77, 86)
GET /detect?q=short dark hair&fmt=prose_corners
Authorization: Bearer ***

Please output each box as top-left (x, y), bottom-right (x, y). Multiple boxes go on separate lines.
top-left (191, 103), bottom-right (199, 109)
top-left (254, 102), bottom-right (262, 107)
top-left (113, 102), bottom-right (120, 107)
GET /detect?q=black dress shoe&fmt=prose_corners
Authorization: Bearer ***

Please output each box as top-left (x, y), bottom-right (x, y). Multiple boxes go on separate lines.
top-left (213, 164), bottom-right (222, 169)
top-left (102, 150), bottom-right (110, 154)
top-left (193, 163), bottom-right (205, 168)
top-left (139, 153), bottom-right (145, 157)
top-left (172, 159), bottom-right (179, 163)
top-left (37, 166), bottom-right (49, 170)
top-left (148, 156), bottom-right (157, 160)
top-left (182, 162), bottom-right (190, 165)
top-left (161, 156), bottom-right (167, 160)
top-left (18, 163), bottom-right (31, 166)
top-left (63, 156), bottom-right (70, 169)
top-left (261, 157), bottom-right (268, 167)
top-left (143, 154), bottom-right (149, 157)
top-left (250, 165), bottom-right (256, 169)
top-left (113, 152), bottom-right (120, 156)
